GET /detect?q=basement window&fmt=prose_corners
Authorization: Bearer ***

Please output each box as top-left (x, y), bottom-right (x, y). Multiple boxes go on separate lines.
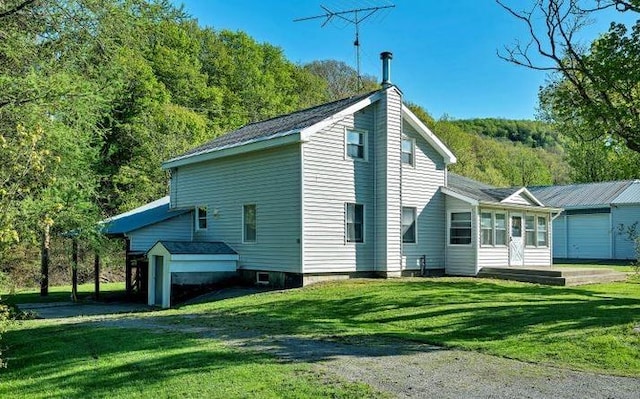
top-left (256, 272), bottom-right (269, 285)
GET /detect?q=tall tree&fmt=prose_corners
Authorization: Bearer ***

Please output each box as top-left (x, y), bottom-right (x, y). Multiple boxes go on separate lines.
top-left (497, 0), bottom-right (640, 156)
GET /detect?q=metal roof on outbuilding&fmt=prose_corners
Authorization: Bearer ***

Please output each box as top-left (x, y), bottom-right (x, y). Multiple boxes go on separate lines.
top-left (100, 196), bottom-right (191, 236)
top-left (612, 180), bottom-right (640, 204)
top-left (151, 241), bottom-right (237, 255)
top-left (529, 180), bottom-right (634, 208)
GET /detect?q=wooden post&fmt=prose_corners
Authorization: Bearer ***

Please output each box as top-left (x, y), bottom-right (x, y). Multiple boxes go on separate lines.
top-left (71, 237), bottom-right (78, 302)
top-left (94, 253), bottom-right (100, 300)
top-left (125, 239), bottom-right (132, 297)
top-left (40, 224), bottom-right (50, 297)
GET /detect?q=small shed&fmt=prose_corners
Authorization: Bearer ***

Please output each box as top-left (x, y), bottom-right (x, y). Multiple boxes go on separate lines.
top-left (147, 241), bottom-right (239, 308)
top-left (530, 180), bottom-right (640, 260)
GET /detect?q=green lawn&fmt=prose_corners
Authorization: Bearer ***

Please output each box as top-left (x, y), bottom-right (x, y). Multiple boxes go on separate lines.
top-left (1, 282), bottom-right (127, 306)
top-left (170, 277), bottom-right (640, 376)
top-left (0, 321), bottom-right (383, 399)
top-left (554, 262), bottom-right (637, 273)
top-left (1, 277), bottom-right (639, 399)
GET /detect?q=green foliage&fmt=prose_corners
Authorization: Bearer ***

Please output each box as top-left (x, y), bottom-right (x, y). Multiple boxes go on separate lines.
top-left (407, 104), bottom-right (570, 186)
top-left (450, 118), bottom-right (564, 150)
top-left (304, 59), bottom-right (379, 101)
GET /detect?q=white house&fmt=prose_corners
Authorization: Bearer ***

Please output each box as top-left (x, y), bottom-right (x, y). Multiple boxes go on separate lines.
top-left (530, 180), bottom-right (640, 260)
top-left (103, 53), bottom-right (558, 306)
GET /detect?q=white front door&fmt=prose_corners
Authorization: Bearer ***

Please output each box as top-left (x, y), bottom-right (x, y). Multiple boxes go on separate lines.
top-left (509, 214), bottom-right (524, 266)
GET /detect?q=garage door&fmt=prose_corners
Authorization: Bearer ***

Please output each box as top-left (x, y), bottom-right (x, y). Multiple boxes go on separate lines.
top-left (567, 214), bottom-right (610, 259)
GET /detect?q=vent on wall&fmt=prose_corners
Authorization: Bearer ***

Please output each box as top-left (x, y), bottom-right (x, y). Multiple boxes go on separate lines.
top-left (256, 272), bottom-right (270, 285)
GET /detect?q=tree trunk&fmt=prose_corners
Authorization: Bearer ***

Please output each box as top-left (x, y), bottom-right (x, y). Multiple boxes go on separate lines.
top-left (71, 237), bottom-right (78, 302)
top-left (40, 223), bottom-right (50, 297)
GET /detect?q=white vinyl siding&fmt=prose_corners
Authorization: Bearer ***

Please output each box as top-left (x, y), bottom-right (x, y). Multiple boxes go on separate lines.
top-left (172, 144), bottom-right (301, 273)
top-left (128, 212), bottom-right (193, 253)
top-left (401, 121), bottom-right (446, 271)
top-left (303, 106), bottom-right (375, 273)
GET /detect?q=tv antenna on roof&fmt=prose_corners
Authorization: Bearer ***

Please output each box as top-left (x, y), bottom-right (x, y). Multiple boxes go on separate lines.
top-left (294, 3), bottom-right (395, 88)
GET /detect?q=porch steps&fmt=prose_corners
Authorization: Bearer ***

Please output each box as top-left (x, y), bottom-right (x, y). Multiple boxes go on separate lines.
top-left (477, 267), bottom-right (627, 286)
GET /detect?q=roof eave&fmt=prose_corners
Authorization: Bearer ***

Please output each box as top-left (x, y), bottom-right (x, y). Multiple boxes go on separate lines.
top-left (401, 105), bottom-right (457, 165)
top-left (163, 132), bottom-right (303, 169)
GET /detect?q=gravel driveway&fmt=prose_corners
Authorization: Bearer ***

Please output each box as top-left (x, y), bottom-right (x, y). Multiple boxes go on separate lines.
top-left (21, 300), bottom-right (639, 399)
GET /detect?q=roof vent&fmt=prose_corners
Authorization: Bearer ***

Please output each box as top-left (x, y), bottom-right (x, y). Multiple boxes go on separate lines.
top-left (380, 51), bottom-right (393, 86)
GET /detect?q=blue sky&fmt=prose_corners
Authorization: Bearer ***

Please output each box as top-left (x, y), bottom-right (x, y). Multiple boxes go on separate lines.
top-left (174, 0), bottom-right (632, 120)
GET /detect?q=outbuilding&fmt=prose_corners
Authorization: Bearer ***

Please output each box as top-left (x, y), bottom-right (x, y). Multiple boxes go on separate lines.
top-left (530, 180), bottom-right (640, 260)
top-left (147, 241), bottom-right (239, 308)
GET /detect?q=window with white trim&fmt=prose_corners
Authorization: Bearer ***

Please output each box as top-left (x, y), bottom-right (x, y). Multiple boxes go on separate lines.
top-left (450, 212), bottom-right (472, 245)
top-left (481, 212), bottom-right (493, 245)
top-left (243, 204), bottom-right (256, 243)
top-left (495, 213), bottom-right (507, 245)
top-left (537, 217), bottom-right (548, 247)
top-left (346, 130), bottom-right (367, 160)
top-left (401, 138), bottom-right (415, 166)
top-left (346, 203), bottom-right (364, 243)
top-left (525, 215), bottom-right (536, 246)
top-left (196, 206), bottom-right (207, 231)
top-left (402, 207), bottom-right (417, 243)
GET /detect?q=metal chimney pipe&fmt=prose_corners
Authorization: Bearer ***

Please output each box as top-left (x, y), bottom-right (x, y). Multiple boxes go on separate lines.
top-left (380, 51), bottom-right (393, 86)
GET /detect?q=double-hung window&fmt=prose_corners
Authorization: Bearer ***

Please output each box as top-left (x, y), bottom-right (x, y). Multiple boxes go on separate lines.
top-left (481, 212), bottom-right (493, 245)
top-left (196, 206), bottom-right (207, 231)
top-left (450, 212), bottom-right (472, 245)
top-left (346, 130), bottom-right (367, 160)
top-left (243, 204), bottom-right (256, 243)
top-left (402, 207), bottom-right (417, 243)
top-left (494, 213), bottom-right (507, 245)
top-left (346, 203), bottom-right (364, 243)
top-left (401, 138), bottom-right (415, 166)
top-left (537, 217), bottom-right (548, 247)
top-left (525, 215), bottom-right (536, 246)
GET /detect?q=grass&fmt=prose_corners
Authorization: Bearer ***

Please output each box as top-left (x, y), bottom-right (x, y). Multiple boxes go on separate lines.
top-left (0, 321), bottom-right (384, 399)
top-left (1, 282), bottom-right (127, 306)
top-left (1, 276), bottom-right (639, 398)
top-left (554, 262), bottom-right (637, 273)
top-left (169, 277), bottom-right (640, 376)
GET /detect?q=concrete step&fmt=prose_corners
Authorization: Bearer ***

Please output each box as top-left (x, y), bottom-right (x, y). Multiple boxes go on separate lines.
top-left (477, 267), bottom-right (628, 286)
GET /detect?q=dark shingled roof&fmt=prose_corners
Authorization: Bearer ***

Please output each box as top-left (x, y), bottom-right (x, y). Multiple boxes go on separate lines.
top-left (447, 173), bottom-right (520, 203)
top-left (529, 180), bottom-right (635, 207)
top-left (101, 197), bottom-right (190, 236)
top-left (155, 241), bottom-right (237, 255)
top-left (168, 89), bottom-right (380, 163)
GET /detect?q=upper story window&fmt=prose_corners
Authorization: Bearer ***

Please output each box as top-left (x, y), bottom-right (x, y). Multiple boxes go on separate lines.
top-left (346, 129), bottom-right (367, 160)
top-left (401, 138), bottom-right (415, 166)
top-left (402, 207), bottom-right (417, 243)
top-left (450, 212), bottom-right (472, 245)
top-left (345, 203), bottom-right (364, 243)
top-left (196, 206), bottom-right (207, 231)
top-left (243, 204), bottom-right (257, 243)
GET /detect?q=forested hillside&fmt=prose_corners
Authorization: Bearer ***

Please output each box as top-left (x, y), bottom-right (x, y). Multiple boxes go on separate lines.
top-left (0, 0), bottom-right (572, 288)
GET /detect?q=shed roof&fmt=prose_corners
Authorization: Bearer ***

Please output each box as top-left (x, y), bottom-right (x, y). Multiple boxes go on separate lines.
top-left (612, 180), bottom-right (640, 204)
top-left (165, 89), bottom-right (379, 165)
top-left (153, 241), bottom-right (237, 255)
top-left (101, 197), bottom-right (190, 236)
top-left (529, 180), bottom-right (635, 208)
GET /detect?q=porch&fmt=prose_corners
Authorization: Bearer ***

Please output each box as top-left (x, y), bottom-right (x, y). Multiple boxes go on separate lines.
top-left (477, 266), bottom-right (628, 286)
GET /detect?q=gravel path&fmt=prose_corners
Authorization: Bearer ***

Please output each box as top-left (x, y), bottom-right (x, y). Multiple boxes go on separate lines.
top-left (20, 303), bottom-right (640, 399)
